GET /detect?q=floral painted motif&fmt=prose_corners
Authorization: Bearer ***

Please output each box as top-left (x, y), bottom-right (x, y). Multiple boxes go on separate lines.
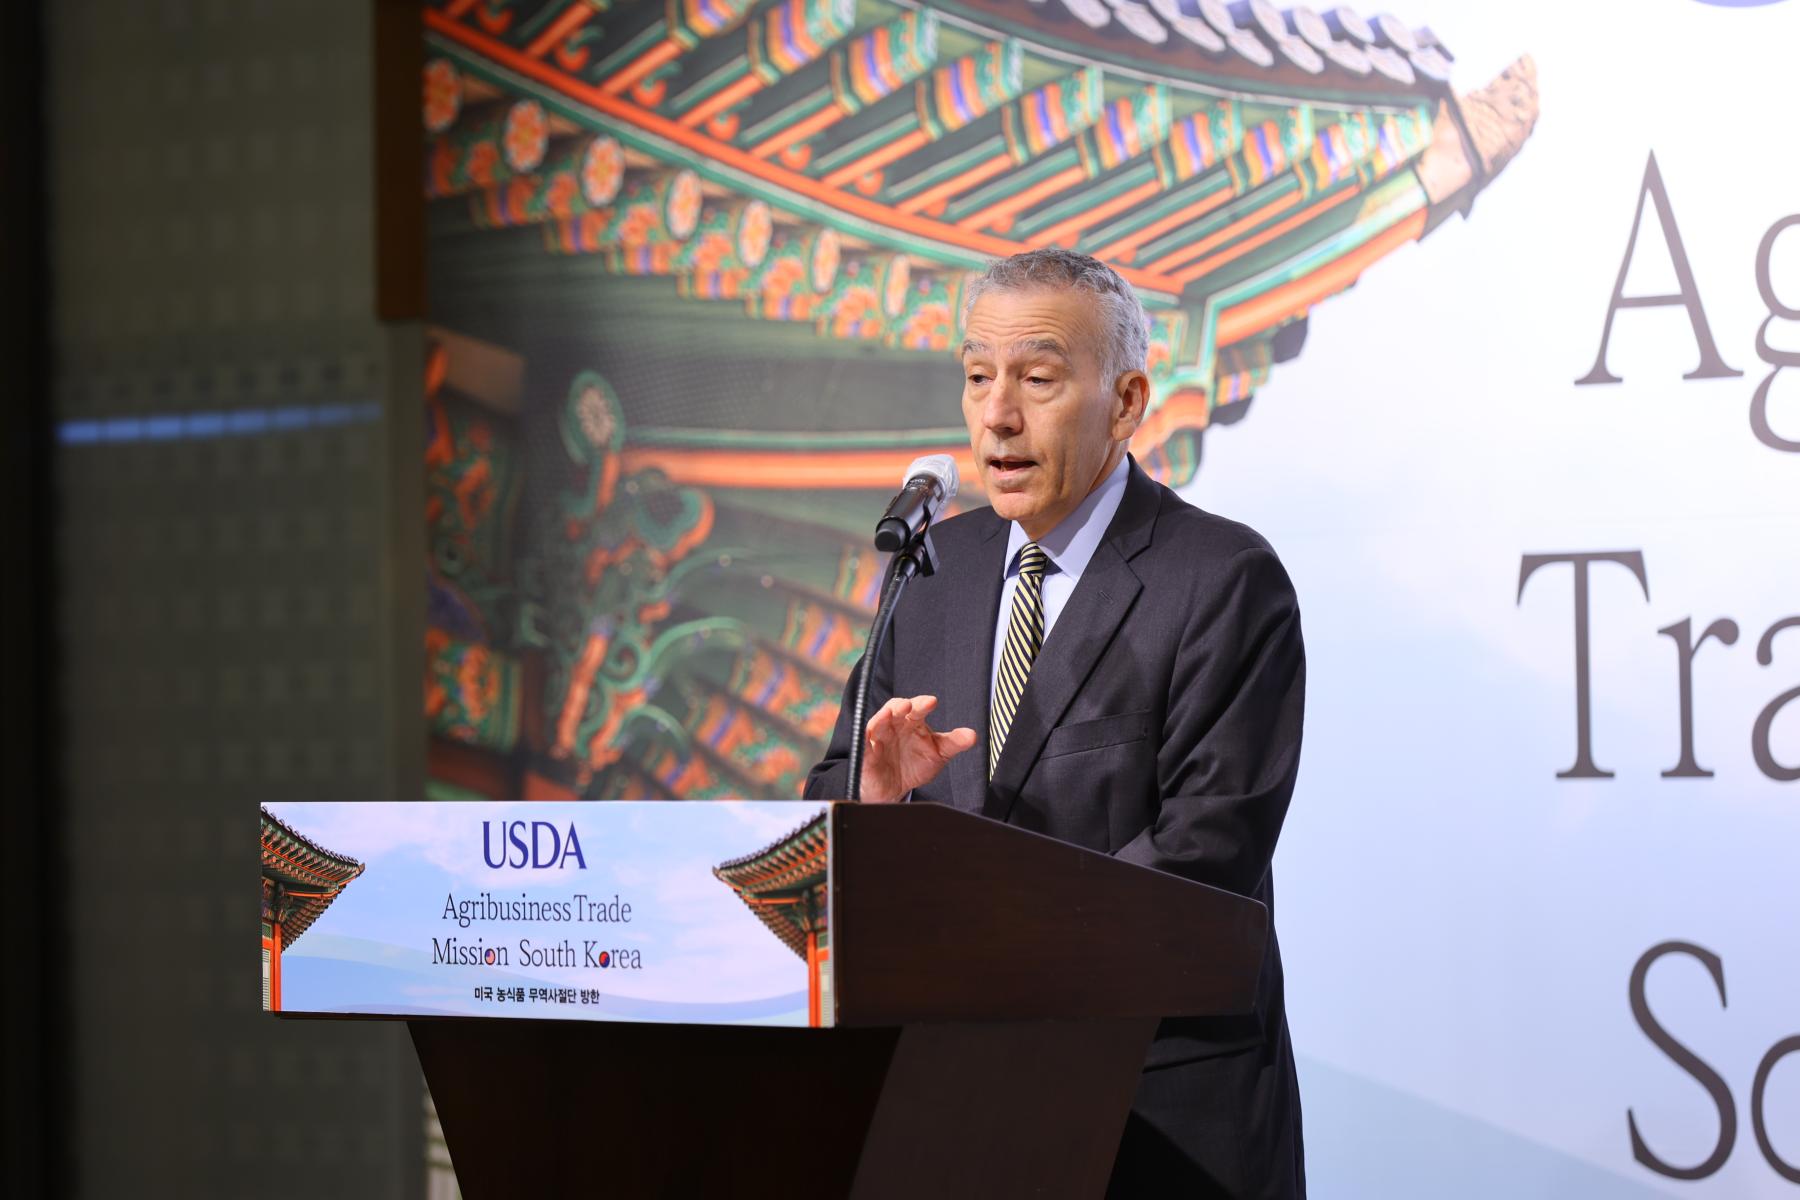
top-left (581, 135), bottom-right (625, 206)
top-left (881, 254), bottom-right (911, 318)
top-left (502, 99), bottom-right (549, 173)
top-left (465, 140), bottom-right (501, 188)
top-left (664, 169), bottom-right (703, 240)
top-left (736, 200), bottom-right (774, 268)
top-left (423, 58), bottom-right (461, 134)
top-left (810, 227), bottom-right (840, 293)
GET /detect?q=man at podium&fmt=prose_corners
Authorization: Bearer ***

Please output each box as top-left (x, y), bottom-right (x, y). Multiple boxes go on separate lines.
top-left (806, 249), bottom-right (1307, 1198)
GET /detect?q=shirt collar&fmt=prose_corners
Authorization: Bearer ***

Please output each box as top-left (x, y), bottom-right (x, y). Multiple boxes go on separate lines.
top-left (1003, 454), bottom-right (1131, 581)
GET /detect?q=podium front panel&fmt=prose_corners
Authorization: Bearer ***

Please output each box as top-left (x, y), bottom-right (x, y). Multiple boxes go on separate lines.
top-left (260, 800), bottom-right (836, 1027)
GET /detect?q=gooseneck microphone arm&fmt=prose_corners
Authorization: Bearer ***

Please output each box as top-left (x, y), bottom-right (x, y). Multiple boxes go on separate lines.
top-left (844, 538), bottom-right (926, 803)
top-left (845, 456), bottom-right (956, 801)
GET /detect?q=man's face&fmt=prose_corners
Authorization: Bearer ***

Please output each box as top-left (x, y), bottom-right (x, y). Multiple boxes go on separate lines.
top-left (960, 286), bottom-right (1144, 538)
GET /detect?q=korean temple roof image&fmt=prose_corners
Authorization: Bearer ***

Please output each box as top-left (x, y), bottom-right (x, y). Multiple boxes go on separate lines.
top-left (419, 0), bottom-right (1540, 805)
top-left (714, 810), bottom-right (829, 958)
top-left (260, 807), bottom-right (365, 946)
top-left (424, 0), bottom-right (1537, 491)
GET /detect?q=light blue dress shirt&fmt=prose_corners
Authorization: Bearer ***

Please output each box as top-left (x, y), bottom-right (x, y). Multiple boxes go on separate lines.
top-left (989, 454), bottom-right (1131, 705)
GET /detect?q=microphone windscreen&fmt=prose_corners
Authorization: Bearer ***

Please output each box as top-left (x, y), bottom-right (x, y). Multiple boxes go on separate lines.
top-left (902, 453), bottom-right (959, 501)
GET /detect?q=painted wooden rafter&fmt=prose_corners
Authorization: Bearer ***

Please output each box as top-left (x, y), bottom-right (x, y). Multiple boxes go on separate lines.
top-left (424, 0), bottom-right (1538, 488)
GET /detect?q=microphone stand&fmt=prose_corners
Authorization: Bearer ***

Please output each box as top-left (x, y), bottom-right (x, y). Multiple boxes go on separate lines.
top-left (844, 525), bottom-right (938, 802)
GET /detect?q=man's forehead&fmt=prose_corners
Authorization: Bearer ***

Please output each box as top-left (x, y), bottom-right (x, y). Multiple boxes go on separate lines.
top-left (960, 288), bottom-right (1098, 358)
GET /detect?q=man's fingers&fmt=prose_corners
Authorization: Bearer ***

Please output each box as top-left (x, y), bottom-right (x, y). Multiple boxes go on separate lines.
top-left (936, 726), bottom-right (978, 756)
top-left (871, 695), bottom-right (941, 738)
top-left (892, 695), bottom-right (939, 730)
top-left (865, 697), bottom-right (909, 741)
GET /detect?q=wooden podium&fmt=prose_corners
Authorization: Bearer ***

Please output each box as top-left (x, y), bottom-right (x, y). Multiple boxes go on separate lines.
top-left (408, 802), bottom-right (1266, 1198)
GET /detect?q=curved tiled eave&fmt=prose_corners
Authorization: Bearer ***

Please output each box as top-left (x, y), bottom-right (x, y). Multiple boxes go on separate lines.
top-left (428, 3), bottom-right (1450, 300)
top-left (936, 0), bottom-right (1439, 104)
top-left (717, 813), bottom-right (830, 878)
top-left (260, 809), bottom-right (365, 946)
top-left (423, 0), bottom-right (1536, 481)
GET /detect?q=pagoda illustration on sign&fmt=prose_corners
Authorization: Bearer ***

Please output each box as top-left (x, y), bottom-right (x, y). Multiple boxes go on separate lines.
top-left (714, 811), bottom-right (832, 1026)
top-left (419, 0), bottom-right (1539, 804)
top-left (261, 808), bottom-right (365, 1011)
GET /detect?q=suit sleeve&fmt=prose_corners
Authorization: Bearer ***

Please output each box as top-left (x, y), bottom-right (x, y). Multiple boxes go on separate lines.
top-left (1115, 545), bottom-right (1305, 897)
top-left (803, 614), bottom-right (897, 801)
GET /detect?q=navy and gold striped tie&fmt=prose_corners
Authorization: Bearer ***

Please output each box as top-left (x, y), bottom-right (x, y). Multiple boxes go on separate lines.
top-left (990, 541), bottom-right (1048, 777)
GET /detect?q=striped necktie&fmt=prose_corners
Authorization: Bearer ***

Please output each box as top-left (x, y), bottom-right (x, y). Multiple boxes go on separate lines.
top-left (990, 541), bottom-right (1048, 777)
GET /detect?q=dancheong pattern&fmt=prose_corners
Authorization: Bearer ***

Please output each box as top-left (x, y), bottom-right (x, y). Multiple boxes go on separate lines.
top-left (420, 0), bottom-right (1538, 801)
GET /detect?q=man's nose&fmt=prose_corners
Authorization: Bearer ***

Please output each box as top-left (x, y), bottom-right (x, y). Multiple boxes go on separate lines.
top-left (982, 377), bottom-right (1022, 436)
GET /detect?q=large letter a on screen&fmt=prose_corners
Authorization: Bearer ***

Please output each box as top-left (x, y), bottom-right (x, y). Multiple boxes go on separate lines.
top-left (1576, 151), bottom-right (1742, 386)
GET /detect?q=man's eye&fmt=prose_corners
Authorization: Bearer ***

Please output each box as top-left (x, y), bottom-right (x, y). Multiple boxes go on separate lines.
top-left (967, 373), bottom-right (990, 385)
top-left (1027, 375), bottom-right (1050, 385)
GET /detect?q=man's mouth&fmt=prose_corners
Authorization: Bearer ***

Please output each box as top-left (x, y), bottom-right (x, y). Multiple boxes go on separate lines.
top-left (988, 456), bottom-right (1036, 478)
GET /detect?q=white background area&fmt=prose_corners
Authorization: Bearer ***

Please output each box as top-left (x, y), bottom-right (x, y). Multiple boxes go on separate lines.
top-left (1183, 2), bottom-right (1800, 1195)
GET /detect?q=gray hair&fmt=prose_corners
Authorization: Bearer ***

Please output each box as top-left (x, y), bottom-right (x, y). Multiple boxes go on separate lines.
top-left (960, 247), bottom-right (1150, 385)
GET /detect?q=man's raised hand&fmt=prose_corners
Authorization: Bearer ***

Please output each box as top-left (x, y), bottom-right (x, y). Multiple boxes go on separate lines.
top-left (858, 695), bottom-right (977, 804)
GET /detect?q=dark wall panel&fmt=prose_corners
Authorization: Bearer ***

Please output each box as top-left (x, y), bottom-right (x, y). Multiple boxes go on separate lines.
top-left (48, 1), bottom-right (423, 1195)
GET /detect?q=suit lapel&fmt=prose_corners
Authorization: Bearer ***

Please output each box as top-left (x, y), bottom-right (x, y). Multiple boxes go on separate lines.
top-left (982, 460), bottom-right (1159, 821)
top-left (942, 516), bottom-right (1009, 813)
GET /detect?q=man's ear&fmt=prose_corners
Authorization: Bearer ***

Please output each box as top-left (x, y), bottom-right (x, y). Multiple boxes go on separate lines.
top-left (1112, 370), bottom-right (1150, 440)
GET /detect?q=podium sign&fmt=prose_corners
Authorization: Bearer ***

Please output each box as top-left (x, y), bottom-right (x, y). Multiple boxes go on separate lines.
top-left (260, 801), bottom-right (834, 1027)
top-left (263, 799), bottom-right (1270, 1198)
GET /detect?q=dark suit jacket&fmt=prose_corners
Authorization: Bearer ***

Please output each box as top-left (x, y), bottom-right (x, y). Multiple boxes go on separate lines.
top-left (805, 457), bottom-right (1306, 1197)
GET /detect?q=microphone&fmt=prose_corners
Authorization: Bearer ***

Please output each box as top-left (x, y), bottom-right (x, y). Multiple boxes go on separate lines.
top-left (850, 455), bottom-right (958, 800)
top-left (873, 454), bottom-right (959, 552)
